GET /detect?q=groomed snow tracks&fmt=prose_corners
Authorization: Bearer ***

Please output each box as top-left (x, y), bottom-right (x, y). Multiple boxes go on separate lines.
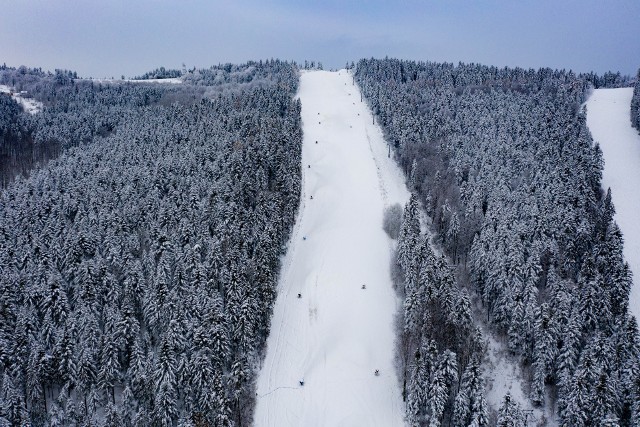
top-left (254, 70), bottom-right (408, 426)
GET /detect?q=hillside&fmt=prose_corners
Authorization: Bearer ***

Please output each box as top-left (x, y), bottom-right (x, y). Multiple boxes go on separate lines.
top-left (586, 87), bottom-right (640, 321)
top-left (254, 70), bottom-right (408, 426)
top-left (0, 61), bottom-right (302, 427)
top-left (1, 59), bottom-right (640, 427)
top-left (356, 58), bottom-right (640, 425)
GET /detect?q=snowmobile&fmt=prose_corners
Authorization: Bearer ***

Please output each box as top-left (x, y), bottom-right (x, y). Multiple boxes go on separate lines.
top-left (297, 293), bottom-right (302, 298)
top-left (374, 369), bottom-right (379, 376)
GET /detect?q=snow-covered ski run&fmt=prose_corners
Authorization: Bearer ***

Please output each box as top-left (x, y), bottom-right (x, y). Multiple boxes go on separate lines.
top-left (586, 87), bottom-right (640, 322)
top-left (254, 70), bottom-right (409, 426)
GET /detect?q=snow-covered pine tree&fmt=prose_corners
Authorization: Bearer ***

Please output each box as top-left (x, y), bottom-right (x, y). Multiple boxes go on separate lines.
top-left (497, 393), bottom-right (525, 427)
top-left (631, 68), bottom-right (640, 131)
top-left (355, 58), bottom-right (639, 423)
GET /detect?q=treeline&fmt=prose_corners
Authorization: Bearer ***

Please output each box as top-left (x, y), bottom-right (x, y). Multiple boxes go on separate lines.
top-left (356, 58), bottom-right (640, 426)
top-left (301, 60), bottom-right (323, 70)
top-left (0, 91), bottom-right (58, 187)
top-left (0, 94), bottom-right (28, 183)
top-left (632, 68), bottom-right (640, 132)
top-left (183, 59), bottom-right (298, 92)
top-left (395, 194), bottom-right (487, 425)
top-left (133, 67), bottom-right (183, 80)
top-left (580, 70), bottom-right (632, 89)
top-left (0, 62), bottom-right (302, 426)
top-left (0, 60), bottom-right (299, 188)
top-left (0, 66), bottom-right (173, 187)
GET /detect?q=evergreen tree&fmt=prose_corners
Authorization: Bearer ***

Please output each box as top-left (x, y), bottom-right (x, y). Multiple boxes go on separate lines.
top-left (452, 358), bottom-right (488, 427)
top-left (497, 394), bottom-right (525, 427)
top-left (631, 68), bottom-right (640, 131)
top-left (355, 57), bottom-right (639, 425)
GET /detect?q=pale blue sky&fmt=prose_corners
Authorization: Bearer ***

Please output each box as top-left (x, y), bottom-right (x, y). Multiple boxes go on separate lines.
top-left (0, 0), bottom-right (638, 78)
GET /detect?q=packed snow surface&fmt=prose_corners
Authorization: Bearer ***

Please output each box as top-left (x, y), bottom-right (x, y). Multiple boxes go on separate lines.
top-left (586, 88), bottom-right (640, 321)
top-left (254, 70), bottom-right (408, 426)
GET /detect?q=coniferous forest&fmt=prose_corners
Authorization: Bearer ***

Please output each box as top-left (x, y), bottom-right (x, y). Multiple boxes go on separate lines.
top-left (1, 56), bottom-right (639, 427)
top-left (356, 58), bottom-right (640, 426)
top-left (0, 60), bottom-right (302, 426)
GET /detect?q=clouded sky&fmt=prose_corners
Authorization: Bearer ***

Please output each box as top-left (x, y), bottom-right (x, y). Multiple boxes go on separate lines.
top-left (1, 0), bottom-right (638, 78)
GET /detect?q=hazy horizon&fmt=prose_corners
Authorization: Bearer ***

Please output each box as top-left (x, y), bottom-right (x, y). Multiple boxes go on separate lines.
top-left (1, 0), bottom-right (638, 78)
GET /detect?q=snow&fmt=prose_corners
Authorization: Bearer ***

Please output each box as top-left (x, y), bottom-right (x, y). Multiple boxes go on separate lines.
top-left (82, 77), bottom-right (183, 84)
top-left (483, 335), bottom-right (555, 425)
top-left (0, 84), bottom-right (43, 114)
top-left (128, 77), bottom-right (182, 84)
top-left (586, 88), bottom-right (640, 321)
top-left (0, 77), bottom-right (181, 114)
top-left (254, 70), bottom-right (408, 426)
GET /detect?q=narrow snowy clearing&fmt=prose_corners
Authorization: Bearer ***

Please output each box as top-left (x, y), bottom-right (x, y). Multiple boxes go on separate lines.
top-left (586, 88), bottom-right (640, 321)
top-left (254, 70), bottom-right (408, 426)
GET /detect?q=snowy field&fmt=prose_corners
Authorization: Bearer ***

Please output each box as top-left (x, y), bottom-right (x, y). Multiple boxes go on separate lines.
top-left (586, 88), bottom-right (640, 321)
top-left (254, 70), bottom-right (409, 426)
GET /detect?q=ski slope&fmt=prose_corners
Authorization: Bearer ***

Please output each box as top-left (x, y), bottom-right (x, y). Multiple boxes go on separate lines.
top-left (586, 88), bottom-right (640, 321)
top-left (254, 70), bottom-right (409, 426)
